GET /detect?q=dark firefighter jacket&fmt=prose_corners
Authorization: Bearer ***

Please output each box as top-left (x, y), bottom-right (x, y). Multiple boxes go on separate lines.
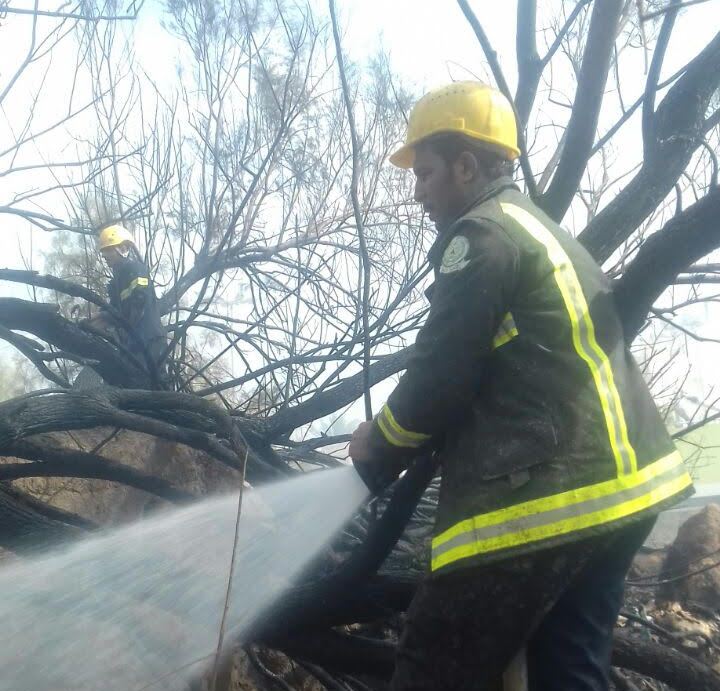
top-left (106, 256), bottom-right (166, 370)
top-left (368, 177), bottom-right (693, 575)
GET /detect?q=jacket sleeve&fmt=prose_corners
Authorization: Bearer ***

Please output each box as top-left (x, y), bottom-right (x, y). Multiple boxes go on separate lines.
top-left (368, 219), bottom-right (519, 461)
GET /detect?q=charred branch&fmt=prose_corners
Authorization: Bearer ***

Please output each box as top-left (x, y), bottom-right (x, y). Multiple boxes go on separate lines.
top-left (539, 0), bottom-right (624, 221)
top-left (0, 269), bottom-right (107, 310)
top-left (0, 298), bottom-right (150, 388)
top-left (0, 325), bottom-right (70, 388)
top-left (0, 438), bottom-right (195, 504)
top-left (275, 626), bottom-right (720, 690)
top-left (266, 348), bottom-right (412, 438)
top-left (277, 631), bottom-right (395, 681)
top-left (613, 629), bottom-right (720, 690)
top-left (580, 30), bottom-right (720, 263)
top-left (0, 388), bottom-right (247, 475)
top-left (642, 1), bottom-right (680, 151)
top-left (514, 0), bottom-right (542, 130)
top-left (0, 481), bottom-right (85, 553)
top-left (456, 0), bottom-right (537, 197)
top-left (0, 387), bottom-right (280, 484)
top-left (515, 0), bottom-right (593, 130)
top-left (615, 186), bottom-right (720, 339)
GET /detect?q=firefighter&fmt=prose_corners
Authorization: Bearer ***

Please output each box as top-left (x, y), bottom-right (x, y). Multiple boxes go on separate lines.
top-left (349, 81), bottom-right (694, 691)
top-left (96, 224), bottom-right (166, 376)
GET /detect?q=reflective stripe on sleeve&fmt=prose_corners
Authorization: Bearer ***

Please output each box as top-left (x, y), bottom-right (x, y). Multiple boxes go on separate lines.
top-left (376, 403), bottom-right (432, 448)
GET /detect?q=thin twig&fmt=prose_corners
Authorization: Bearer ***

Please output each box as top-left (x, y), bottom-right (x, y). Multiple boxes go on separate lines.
top-left (208, 440), bottom-right (250, 691)
top-left (456, 0), bottom-right (537, 198)
top-left (620, 609), bottom-right (678, 639)
top-left (0, 5), bottom-right (142, 21)
top-left (627, 549), bottom-right (720, 587)
top-left (0, 0), bottom-right (39, 106)
top-left (329, 0), bottom-right (373, 421)
top-left (673, 410), bottom-right (720, 439)
top-left (641, 0), bottom-right (714, 21)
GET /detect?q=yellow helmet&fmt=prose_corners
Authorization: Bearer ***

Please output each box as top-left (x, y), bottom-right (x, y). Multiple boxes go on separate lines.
top-left (390, 81), bottom-right (521, 169)
top-left (98, 224), bottom-right (135, 251)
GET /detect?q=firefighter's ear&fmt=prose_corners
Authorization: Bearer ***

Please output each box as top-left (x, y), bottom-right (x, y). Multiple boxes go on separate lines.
top-left (454, 151), bottom-right (479, 184)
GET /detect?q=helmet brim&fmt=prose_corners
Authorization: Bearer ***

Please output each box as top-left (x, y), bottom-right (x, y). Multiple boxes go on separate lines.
top-left (389, 144), bottom-right (414, 169)
top-left (390, 131), bottom-right (521, 170)
top-left (99, 239), bottom-right (124, 251)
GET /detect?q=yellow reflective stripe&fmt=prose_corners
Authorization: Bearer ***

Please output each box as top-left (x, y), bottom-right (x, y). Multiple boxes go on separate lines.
top-left (492, 312), bottom-right (518, 350)
top-left (433, 449), bottom-right (682, 548)
top-left (432, 472), bottom-right (691, 571)
top-left (382, 404), bottom-right (431, 444)
top-left (120, 276), bottom-right (149, 301)
top-left (501, 203), bottom-right (637, 477)
top-left (377, 416), bottom-right (409, 447)
top-left (376, 404), bottom-right (431, 448)
top-left (431, 450), bottom-right (691, 571)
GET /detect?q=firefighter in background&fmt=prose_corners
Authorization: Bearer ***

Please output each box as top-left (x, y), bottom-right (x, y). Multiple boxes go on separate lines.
top-left (96, 224), bottom-right (166, 376)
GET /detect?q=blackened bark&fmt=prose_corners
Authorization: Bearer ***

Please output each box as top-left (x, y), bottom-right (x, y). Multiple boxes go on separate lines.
top-left (539, 0), bottom-right (623, 221)
top-left (266, 348), bottom-right (412, 438)
top-left (0, 298), bottom-right (149, 387)
top-left (615, 186), bottom-right (720, 340)
top-left (613, 630), bottom-right (720, 691)
top-left (0, 482), bottom-right (83, 552)
top-left (580, 31), bottom-right (720, 263)
top-left (514, 0), bottom-right (541, 130)
top-left (0, 439), bottom-right (195, 503)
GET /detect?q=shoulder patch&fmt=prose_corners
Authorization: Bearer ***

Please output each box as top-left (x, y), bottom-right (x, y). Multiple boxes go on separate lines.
top-left (440, 235), bottom-right (470, 274)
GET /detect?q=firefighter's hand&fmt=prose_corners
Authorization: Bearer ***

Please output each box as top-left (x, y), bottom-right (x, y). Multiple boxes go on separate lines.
top-left (349, 420), bottom-right (375, 463)
top-left (350, 421), bottom-right (399, 495)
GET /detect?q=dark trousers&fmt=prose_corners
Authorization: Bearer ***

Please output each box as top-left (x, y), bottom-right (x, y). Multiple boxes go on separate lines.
top-left (391, 519), bottom-right (654, 691)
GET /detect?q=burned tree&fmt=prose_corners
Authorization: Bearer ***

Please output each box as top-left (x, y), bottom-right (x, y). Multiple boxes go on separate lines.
top-left (1, 0), bottom-right (720, 688)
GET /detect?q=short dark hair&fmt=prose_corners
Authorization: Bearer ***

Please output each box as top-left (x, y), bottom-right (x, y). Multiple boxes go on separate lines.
top-left (419, 132), bottom-right (514, 180)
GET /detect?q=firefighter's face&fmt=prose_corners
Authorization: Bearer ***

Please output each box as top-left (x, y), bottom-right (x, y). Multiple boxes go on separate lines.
top-left (101, 246), bottom-right (123, 268)
top-left (412, 145), bottom-right (476, 231)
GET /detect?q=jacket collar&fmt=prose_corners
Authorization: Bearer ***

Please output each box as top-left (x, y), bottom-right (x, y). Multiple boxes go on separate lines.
top-left (427, 176), bottom-right (518, 267)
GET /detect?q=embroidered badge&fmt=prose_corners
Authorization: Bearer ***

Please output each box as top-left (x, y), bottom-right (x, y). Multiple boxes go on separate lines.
top-left (440, 235), bottom-right (470, 274)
